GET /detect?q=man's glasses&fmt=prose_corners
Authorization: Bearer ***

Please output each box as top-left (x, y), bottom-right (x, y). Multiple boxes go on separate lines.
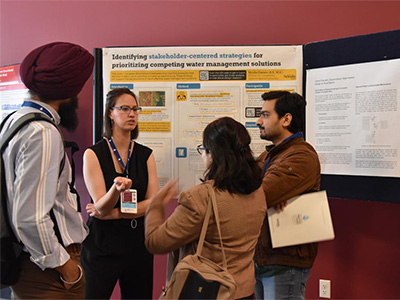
top-left (197, 144), bottom-right (206, 155)
top-left (112, 105), bottom-right (142, 114)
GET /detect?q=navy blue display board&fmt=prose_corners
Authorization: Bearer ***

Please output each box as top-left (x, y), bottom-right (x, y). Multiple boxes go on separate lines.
top-left (93, 48), bottom-right (103, 144)
top-left (304, 29), bottom-right (400, 203)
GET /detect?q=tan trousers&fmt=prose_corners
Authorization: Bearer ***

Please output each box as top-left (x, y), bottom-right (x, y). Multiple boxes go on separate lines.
top-left (11, 245), bottom-right (85, 299)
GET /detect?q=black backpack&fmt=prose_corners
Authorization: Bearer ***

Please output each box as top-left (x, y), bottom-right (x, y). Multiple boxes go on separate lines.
top-left (0, 112), bottom-right (72, 288)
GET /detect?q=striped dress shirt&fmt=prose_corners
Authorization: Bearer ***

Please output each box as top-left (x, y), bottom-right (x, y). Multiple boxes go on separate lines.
top-left (1, 100), bottom-right (88, 270)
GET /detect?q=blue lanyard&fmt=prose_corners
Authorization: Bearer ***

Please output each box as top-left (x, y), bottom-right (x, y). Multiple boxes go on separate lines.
top-left (22, 101), bottom-right (55, 122)
top-left (263, 132), bottom-right (303, 174)
top-left (108, 138), bottom-right (132, 176)
top-left (263, 157), bottom-right (271, 175)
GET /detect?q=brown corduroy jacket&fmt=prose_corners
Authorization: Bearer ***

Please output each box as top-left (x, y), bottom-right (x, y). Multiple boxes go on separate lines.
top-left (255, 136), bottom-right (321, 268)
top-left (145, 180), bottom-right (267, 299)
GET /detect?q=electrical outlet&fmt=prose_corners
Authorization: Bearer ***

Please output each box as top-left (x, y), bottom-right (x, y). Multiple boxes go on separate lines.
top-left (319, 279), bottom-right (331, 298)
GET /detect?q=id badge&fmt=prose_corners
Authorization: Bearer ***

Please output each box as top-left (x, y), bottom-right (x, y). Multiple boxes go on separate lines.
top-left (120, 189), bottom-right (137, 214)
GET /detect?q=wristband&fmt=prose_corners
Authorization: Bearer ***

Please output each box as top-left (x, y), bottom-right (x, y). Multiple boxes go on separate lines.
top-left (60, 264), bottom-right (83, 285)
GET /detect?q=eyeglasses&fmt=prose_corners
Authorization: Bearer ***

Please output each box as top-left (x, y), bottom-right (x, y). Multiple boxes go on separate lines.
top-left (112, 105), bottom-right (142, 114)
top-left (197, 144), bottom-right (206, 155)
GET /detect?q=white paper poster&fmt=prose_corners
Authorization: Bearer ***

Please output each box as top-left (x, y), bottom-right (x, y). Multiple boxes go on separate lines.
top-left (306, 59), bottom-right (400, 178)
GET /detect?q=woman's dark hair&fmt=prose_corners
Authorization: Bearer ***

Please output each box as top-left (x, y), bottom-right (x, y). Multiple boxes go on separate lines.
top-left (202, 117), bottom-right (263, 194)
top-left (261, 91), bottom-right (306, 133)
top-left (103, 88), bottom-right (139, 139)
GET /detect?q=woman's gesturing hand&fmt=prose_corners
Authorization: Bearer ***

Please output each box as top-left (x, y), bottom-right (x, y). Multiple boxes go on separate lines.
top-left (114, 176), bottom-right (133, 192)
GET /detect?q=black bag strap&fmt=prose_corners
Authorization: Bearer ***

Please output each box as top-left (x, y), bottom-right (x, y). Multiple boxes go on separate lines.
top-left (1, 148), bottom-right (14, 240)
top-left (65, 141), bottom-right (81, 212)
top-left (1, 113), bottom-right (55, 149)
top-left (196, 183), bottom-right (228, 269)
top-left (1, 112), bottom-right (18, 243)
top-left (0, 111), bottom-right (14, 132)
top-left (1, 112), bottom-right (66, 173)
top-left (1, 112), bottom-right (67, 244)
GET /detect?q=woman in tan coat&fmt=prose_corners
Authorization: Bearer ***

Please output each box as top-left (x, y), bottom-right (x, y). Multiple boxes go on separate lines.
top-left (145, 117), bottom-right (267, 299)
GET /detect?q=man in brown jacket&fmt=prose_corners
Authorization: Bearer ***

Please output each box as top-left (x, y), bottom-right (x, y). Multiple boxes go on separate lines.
top-left (254, 91), bottom-right (321, 300)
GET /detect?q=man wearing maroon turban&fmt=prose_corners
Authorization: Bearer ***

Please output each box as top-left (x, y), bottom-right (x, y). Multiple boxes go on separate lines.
top-left (0, 42), bottom-right (94, 299)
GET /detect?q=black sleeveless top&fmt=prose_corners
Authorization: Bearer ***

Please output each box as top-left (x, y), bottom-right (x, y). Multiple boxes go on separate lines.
top-left (89, 138), bottom-right (152, 208)
top-left (81, 139), bottom-right (154, 294)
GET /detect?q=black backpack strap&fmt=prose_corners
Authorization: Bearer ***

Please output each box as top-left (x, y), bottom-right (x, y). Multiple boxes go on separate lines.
top-left (1, 147), bottom-right (16, 243)
top-left (1, 112), bottom-right (66, 178)
top-left (65, 141), bottom-right (81, 212)
top-left (0, 111), bottom-right (16, 132)
top-left (49, 210), bottom-right (63, 245)
top-left (1, 113), bottom-right (48, 151)
top-left (1, 112), bottom-right (66, 245)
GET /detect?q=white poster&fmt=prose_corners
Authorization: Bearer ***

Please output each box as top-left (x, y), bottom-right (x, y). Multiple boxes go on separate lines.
top-left (103, 46), bottom-right (303, 189)
top-left (306, 59), bottom-right (400, 178)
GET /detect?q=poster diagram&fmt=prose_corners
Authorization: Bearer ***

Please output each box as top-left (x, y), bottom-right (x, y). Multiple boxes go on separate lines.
top-left (102, 46), bottom-right (303, 189)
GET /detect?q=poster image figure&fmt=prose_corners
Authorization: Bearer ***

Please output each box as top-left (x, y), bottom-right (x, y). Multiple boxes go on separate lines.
top-left (153, 91), bottom-right (165, 106)
top-left (176, 91), bottom-right (187, 101)
top-left (139, 91), bottom-right (153, 106)
top-left (139, 91), bottom-right (165, 107)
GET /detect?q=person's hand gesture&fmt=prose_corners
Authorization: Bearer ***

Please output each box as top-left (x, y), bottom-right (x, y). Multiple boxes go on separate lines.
top-left (114, 177), bottom-right (132, 192)
top-left (151, 178), bottom-right (179, 206)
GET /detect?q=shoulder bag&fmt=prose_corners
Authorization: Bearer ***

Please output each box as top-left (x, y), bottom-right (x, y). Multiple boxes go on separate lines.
top-left (159, 183), bottom-right (237, 300)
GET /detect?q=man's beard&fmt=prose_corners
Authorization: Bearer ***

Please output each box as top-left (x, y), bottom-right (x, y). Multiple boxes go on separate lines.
top-left (258, 125), bottom-right (274, 142)
top-left (59, 96), bottom-right (79, 132)
top-left (258, 126), bottom-right (269, 140)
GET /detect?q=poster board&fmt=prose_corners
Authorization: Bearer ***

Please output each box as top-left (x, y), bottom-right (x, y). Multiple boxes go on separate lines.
top-left (95, 45), bottom-right (303, 190)
top-left (0, 64), bottom-right (28, 121)
top-left (304, 29), bottom-right (400, 203)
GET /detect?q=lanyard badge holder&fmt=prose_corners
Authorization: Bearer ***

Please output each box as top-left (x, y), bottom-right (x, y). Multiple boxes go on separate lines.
top-left (121, 189), bottom-right (137, 214)
top-left (109, 138), bottom-right (138, 214)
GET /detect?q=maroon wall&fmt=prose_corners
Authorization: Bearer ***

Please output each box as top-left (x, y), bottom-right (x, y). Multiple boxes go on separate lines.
top-left (1, 1), bottom-right (400, 298)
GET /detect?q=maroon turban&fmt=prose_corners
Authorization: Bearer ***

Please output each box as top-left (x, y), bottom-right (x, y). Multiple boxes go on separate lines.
top-left (20, 42), bottom-right (94, 100)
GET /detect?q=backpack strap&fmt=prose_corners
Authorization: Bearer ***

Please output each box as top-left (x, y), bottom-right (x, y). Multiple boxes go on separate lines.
top-left (1, 112), bottom-right (66, 177)
top-left (1, 112), bottom-right (66, 244)
top-left (0, 111), bottom-right (15, 132)
top-left (65, 141), bottom-right (81, 212)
